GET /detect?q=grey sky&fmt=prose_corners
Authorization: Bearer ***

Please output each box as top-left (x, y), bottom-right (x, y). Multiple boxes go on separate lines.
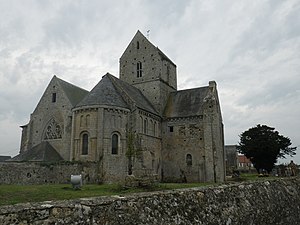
top-left (0, 0), bottom-right (299, 164)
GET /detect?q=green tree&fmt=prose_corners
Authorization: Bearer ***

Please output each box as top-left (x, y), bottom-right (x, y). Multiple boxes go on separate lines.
top-left (237, 124), bottom-right (297, 173)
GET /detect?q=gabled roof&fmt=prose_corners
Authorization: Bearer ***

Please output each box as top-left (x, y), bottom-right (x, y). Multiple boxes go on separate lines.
top-left (75, 73), bottom-right (158, 115)
top-left (164, 86), bottom-right (210, 118)
top-left (9, 142), bottom-right (64, 162)
top-left (55, 76), bottom-right (89, 106)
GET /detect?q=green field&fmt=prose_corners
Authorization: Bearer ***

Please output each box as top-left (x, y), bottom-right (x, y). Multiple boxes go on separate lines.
top-left (0, 182), bottom-right (211, 206)
top-left (0, 173), bottom-right (275, 206)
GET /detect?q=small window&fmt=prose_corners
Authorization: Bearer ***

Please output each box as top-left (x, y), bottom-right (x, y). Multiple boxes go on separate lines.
top-left (186, 154), bottom-right (192, 166)
top-left (140, 116), bottom-right (143, 133)
top-left (52, 93), bottom-right (56, 102)
top-left (144, 119), bottom-right (148, 134)
top-left (82, 133), bottom-right (89, 155)
top-left (137, 41), bottom-right (140, 49)
top-left (137, 62), bottom-right (142, 78)
top-left (80, 115), bottom-right (84, 127)
top-left (86, 115), bottom-right (90, 126)
top-left (112, 134), bottom-right (118, 154)
top-left (169, 126), bottom-right (174, 132)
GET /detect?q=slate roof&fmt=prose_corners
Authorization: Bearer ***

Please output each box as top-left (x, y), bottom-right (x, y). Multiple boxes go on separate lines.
top-left (76, 73), bottom-right (158, 115)
top-left (164, 86), bottom-right (210, 118)
top-left (55, 76), bottom-right (89, 106)
top-left (9, 142), bottom-right (64, 162)
top-left (75, 74), bottom-right (128, 108)
top-left (108, 74), bottom-right (158, 114)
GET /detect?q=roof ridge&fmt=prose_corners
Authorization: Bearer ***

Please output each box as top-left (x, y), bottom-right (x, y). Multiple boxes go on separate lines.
top-left (106, 74), bottom-right (136, 110)
top-left (54, 76), bottom-right (89, 106)
top-left (55, 76), bottom-right (88, 92)
top-left (107, 74), bottom-right (158, 115)
top-left (175, 86), bottom-right (209, 93)
top-left (74, 74), bottom-right (128, 109)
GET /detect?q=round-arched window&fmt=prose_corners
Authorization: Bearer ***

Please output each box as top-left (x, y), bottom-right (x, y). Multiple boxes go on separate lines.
top-left (112, 134), bottom-right (119, 155)
top-left (186, 154), bottom-right (192, 166)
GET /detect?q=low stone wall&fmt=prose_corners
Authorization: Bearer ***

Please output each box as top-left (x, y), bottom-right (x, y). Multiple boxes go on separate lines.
top-left (1, 178), bottom-right (300, 224)
top-left (0, 162), bottom-right (101, 185)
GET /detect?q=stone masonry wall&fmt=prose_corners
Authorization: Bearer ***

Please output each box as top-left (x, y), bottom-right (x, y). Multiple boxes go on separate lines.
top-left (0, 178), bottom-right (300, 224)
top-left (162, 117), bottom-right (206, 183)
top-left (0, 162), bottom-right (100, 185)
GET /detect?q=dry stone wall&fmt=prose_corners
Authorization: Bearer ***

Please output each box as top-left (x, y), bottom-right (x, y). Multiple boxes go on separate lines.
top-left (1, 178), bottom-right (300, 224)
top-left (0, 162), bottom-right (100, 185)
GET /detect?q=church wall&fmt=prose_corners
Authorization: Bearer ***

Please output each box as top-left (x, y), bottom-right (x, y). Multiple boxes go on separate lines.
top-left (134, 134), bottom-right (162, 179)
top-left (101, 108), bottom-right (129, 182)
top-left (20, 125), bottom-right (29, 153)
top-left (72, 108), bottom-right (99, 162)
top-left (133, 110), bottom-right (162, 179)
top-left (202, 82), bottom-right (225, 182)
top-left (159, 58), bottom-right (177, 90)
top-left (132, 80), bottom-right (175, 115)
top-left (162, 117), bottom-right (206, 182)
top-left (25, 78), bottom-right (74, 160)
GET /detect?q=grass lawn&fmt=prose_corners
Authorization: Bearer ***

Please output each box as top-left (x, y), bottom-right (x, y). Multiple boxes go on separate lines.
top-left (0, 174), bottom-right (278, 206)
top-left (0, 182), bottom-right (211, 206)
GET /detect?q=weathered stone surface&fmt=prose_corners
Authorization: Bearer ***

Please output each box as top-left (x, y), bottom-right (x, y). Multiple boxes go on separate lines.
top-left (1, 178), bottom-right (300, 224)
top-left (0, 162), bottom-right (100, 185)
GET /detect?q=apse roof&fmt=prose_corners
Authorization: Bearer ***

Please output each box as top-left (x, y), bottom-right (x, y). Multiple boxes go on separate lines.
top-left (76, 73), bottom-right (158, 115)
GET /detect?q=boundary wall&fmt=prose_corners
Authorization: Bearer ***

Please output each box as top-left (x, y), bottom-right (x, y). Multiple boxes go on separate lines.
top-left (0, 178), bottom-right (300, 224)
top-left (0, 162), bottom-right (100, 184)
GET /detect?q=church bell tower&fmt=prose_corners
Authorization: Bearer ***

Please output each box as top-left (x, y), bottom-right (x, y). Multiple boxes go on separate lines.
top-left (119, 31), bottom-right (177, 115)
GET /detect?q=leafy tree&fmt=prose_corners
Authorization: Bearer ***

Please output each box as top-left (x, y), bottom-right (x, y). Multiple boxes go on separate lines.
top-left (237, 124), bottom-right (296, 173)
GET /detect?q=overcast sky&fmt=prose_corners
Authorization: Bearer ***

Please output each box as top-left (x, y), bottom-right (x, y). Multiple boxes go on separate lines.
top-left (0, 0), bottom-right (299, 164)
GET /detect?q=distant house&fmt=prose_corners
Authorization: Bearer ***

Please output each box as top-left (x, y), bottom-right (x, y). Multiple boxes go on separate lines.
top-left (0, 156), bottom-right (11, 162)
top-left (238, 155), bottom-right (253, 169)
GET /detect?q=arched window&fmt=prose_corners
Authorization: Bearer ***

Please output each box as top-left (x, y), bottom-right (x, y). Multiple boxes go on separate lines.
top-left (44, 118), bottom-right (62, 140)
top-left (144, 119), bottom-right (148, 134)
top-left (137, 62), bottom-right (142, 78)
top-left (80, 115), bottom-right (84, 127)
top-left (112, 134), bottom-right (118, 154)
top-left (52, 93), bottom-right (57, 102)
top-left (186, 154), bottom-right (192, 166)
top-left (140, 116), bottom-right (143, 133)
top-left (86, 115), bottom-right (90, 126)
top-left (82, 133), bottom-right (89, 155)
top-left (150, 120), bottom-right (153, 135)
top-left (137, 41), bottom-right (140, 49)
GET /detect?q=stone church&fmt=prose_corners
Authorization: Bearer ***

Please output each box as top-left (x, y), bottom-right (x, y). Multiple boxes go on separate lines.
top-left (15, 31), bottom-right (225, 183)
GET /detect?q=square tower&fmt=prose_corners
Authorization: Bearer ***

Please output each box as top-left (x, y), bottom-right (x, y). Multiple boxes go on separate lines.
top-left (119, 31), bottom-right (177, 115)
